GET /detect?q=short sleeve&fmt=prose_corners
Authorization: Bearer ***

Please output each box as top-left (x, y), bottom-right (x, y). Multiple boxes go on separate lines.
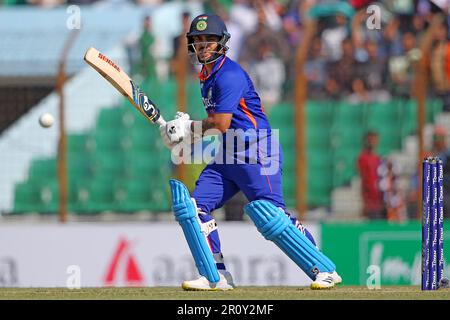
top-left (212, 70), bottom-right (246, 114)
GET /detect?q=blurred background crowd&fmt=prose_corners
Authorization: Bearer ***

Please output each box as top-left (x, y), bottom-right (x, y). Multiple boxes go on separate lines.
top-left (129, 0), bottom-right (450, 222)
top-left (125, 0), bottom-right (450, 112)
top-left (1, 0), bottom-right (450, 222)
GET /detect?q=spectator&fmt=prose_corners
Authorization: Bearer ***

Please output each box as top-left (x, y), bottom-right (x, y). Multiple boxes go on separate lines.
top-left (138, 15), bottom-right (157, 81)
top-left (281, 12), bottom-right (303, 99)
top-left (321, 14), bottom-right (350, 62)
top-left (356, 40), bottom-right (388, 91)
top-left (305, 38), bottom-right (327, 100)
top-left (387, 31), bottom-right (418, 98)
top-left (328, 37), bottom-right (357, 97)
top-left (229, 0), bottom-right (258, 36)
top-left (410, 13), bottom-right (428, 43)
top-left (170, 11), bottom-right (196, 77)
top-left (347, 78), bottom-right (391, 105)
top-left (254, 0), bottom-right (284, 32)
top-left (172, 11), bottom-right (191, 63)
top-left (238, 8), bottom-right (290, 72)
top-left (430, 23), bottom-right (450, 112)
top-left (281, 12), bottom-right (303, 51)
top-left (247, 39), bottom-right (285, 110)
top-left (347, 79), bottom-right (373, 104)
top-left (383, 17), bottom-right (403, 57)
top-left (223, 11), bottom-right (245, 62)
top-left (357, 131), bottom-right (387, 219)
top-left (432, 126), bottom-right (450, 219)
top-left (378, 158), bottom-right (407, 221)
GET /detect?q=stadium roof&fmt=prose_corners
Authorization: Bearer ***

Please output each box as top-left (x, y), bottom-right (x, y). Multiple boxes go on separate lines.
top-left (0, 6), bottom-right (146, 77)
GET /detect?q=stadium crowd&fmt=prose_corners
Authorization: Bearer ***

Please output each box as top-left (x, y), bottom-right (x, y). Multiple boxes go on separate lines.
top-left (4, 0), bottom-right (449, 221)
top-left (7, 0), bottom-right (448, 111)
top-left (135, 0), bottom-right (450, 221)
top-left (131, 0), bottom-right (450, 113)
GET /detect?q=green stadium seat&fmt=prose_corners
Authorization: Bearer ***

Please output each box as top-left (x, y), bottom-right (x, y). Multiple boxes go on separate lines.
top-left (377, 126), bottom-right (402, 156)
top-left (284, 197), bottom-right (296, 209)
top-left (124, 154), bottom-right (172, 179)
top-left (38, 181), bottom-right (59, 213)
top-left (82, 179), bottom-right (119, 213)
top-left (68, 151), bottom-right (93, 180)
top-left (308, 193), bottom-right (331, 207)
top-left (92, 151), bottom-right (127, 176)
top-left (281, 176), bottom-right (299, 208)
top-left (28, 158), bottom-right (57, 181)
top-left (187, 80), bottom-right (205, 119)
top-left (309, 150), bottom-right (333, 170)
top-left (140, 77), bottom-right (158, 93)
top-left (69, 178), bottom-right (93, 213)
top-left (148, 187), bottom-right (171, 212)
top-left (307, 125), bottom-right (332, 150)
top-left (427, 99), bottom-right (443, 123)
top-left (97, 108), bottom-right (127, 130)
top-left (279, 126), bottom-right (295, 148)
top-left (398, 99), bottom-right (417, 136)
top-left (307, 150), bottom-right (333, 207)
top-left (115, 179), bottom-right (170, 212)
top-left (91, 128), bottom-right (129, 152)
top-left (13, 182), bottom-right (41, 213)
top-left (333, 148), bottom-right (359, 187)
top-left (268, 103), bottom-right (294, 125)
top-left (331, 125), bottom-right (365, 151)
top-left (68, 133), bottom-right (93, 153)
top-left (128, 126), bottom-right (160, 151)
top-left (125, 110), bottom-right (153, 131)
top-left (365, 102), bottom-right (398, 130)
top-left (282, 149), bottom-right (295, 172)
top-left (333, 102), bottom-right (365, 128)
top-left (306, 100), bottom-right (334, 126)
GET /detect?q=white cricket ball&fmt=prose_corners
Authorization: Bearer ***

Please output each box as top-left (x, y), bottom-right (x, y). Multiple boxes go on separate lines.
top-left (39, 113), bottom-right (54, 128)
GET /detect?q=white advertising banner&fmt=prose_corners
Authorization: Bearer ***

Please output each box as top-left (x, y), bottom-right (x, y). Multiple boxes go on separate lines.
top-left (0, 222), bottom-right (320, 288)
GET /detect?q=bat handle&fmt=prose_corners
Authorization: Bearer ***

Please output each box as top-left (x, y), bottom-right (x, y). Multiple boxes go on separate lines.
top-left (155, 116), bottom-right (166, 126)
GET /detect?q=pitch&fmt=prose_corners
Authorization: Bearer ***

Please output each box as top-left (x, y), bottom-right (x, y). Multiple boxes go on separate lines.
top-left (1, 286), bottom-right (450, 300)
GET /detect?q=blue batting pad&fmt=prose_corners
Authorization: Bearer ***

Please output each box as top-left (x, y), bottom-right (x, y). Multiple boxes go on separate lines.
top-left (245, 200), bottom-right (335, 279)
top-left (170, 179), bottom-right (220, 283)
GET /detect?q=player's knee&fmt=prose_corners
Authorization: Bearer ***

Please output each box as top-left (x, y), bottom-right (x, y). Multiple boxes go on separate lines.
top-left (245, 200), bottom-right (291, 241)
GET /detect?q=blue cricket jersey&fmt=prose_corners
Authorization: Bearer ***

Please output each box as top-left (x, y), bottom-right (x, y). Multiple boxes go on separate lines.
top-left (192, 54), bottom-right (285, 212)
top-left (199, 55), bottom-right (270, 131)
top-left (198, 55), bottom-right (277, 164)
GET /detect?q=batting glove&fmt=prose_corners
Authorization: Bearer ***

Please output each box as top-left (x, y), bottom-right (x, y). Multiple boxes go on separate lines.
top-left (165, 113), bottom-right (193, 144)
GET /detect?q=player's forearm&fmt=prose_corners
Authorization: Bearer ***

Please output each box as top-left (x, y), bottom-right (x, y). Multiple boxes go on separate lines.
top-left (191, 118), bottom-right (226, 136)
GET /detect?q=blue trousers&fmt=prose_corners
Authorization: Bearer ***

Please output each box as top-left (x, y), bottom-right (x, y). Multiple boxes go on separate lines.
top-left (191, 161), bottom-right (316, 263)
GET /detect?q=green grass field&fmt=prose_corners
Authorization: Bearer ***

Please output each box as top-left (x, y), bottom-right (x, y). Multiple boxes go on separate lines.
top-left (1, 286), bottom-right (450, 300)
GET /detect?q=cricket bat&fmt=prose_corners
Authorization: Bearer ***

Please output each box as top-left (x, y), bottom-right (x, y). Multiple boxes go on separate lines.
top-left (84, 47), bottom-right (166, 126)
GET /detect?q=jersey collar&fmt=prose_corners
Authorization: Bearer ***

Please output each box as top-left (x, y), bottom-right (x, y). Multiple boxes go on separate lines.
top-left (198, 55), bottom-right (227, 82)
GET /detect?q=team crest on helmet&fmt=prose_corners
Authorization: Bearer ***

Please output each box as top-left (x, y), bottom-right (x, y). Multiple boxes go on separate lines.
top-left (196, 20), bottom-right (207, 31)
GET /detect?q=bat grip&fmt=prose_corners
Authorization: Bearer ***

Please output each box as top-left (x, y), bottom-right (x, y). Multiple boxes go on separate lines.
top-left (155, 116), bottom-right (166, 126)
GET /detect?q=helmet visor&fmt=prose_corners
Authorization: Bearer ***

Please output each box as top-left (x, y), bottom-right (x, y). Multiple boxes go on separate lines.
top-left (188, 40), bottom-right (224, 65)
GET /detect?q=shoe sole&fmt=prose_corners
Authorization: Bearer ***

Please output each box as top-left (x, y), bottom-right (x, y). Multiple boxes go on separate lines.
top-left (310, 283), bottom-right (336, 290)
top-left (181, 283), bottom-right (234, 291)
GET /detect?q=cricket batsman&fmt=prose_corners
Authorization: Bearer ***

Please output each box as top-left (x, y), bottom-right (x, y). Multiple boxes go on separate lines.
top-left (159, 13), bottom-right (342, 290)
